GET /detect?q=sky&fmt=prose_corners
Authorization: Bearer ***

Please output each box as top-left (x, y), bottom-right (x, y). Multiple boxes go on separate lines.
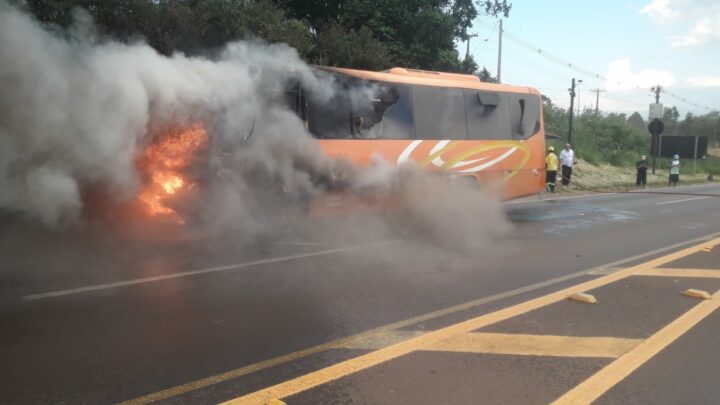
top-left (463, 0), bottom-right (720, 119)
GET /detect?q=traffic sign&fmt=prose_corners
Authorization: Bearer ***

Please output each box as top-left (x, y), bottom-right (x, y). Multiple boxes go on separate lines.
top-left (649, 103), bottom-right (663, 120)
top-left (648, 119), bottom-right (664, 136)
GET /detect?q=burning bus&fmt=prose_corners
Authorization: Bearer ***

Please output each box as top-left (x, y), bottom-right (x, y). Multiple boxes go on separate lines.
top-left (133, 65), bottom-right (545, 226)
top-left (288, 66), bottom-right (547, 215)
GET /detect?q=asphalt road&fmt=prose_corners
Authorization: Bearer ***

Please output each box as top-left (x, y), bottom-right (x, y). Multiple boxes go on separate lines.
top-left (1, 183), bottom-right (719, 404)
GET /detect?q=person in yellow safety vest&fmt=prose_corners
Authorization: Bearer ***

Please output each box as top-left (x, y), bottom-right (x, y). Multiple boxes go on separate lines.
top-left (545, 146), bottom-right (559, 192)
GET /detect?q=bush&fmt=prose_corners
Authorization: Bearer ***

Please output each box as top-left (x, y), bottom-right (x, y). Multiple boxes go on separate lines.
top-left (543, 107), bottom-right (651, 167)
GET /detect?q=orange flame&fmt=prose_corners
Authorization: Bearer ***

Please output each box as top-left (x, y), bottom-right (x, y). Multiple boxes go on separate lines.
top-left (137, 124), bottom-right (208, 224)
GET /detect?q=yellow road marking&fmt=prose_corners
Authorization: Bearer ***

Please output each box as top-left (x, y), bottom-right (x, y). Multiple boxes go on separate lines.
top-left (223, 238), bottom-right (720, 405)
top-left (635, 268), bottom-right (720, 278)
top-left (115, 264), bottom-right (591, 405)
top-left (552, 288), bottom-right (720, 404)
top-left (116, 233), bottom-right (720, 405)
top-left (116, 256), bottom-right (628, 405)
top-left (341, 330), bottom-right (427, 350)
top-left (116, 274), bottom-right (596, 405)
top-left (426, 333), bottom-right (641, 358)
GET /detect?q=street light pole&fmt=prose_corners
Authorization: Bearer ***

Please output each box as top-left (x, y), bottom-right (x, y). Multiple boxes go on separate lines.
top-left (577, 86), bottom-right (581, 116)
top-left (575, 80), bottom-right (583, 116)
top-left (496, 20), bottom-right (503, 83)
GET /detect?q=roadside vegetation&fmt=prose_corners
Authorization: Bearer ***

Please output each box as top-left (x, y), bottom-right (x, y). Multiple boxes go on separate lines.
top-left (543, 96), bottom-right (720, 192)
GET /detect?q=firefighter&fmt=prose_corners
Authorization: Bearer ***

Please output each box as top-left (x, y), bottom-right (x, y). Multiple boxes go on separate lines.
top-left (545, 146), bottom-right (559, 192)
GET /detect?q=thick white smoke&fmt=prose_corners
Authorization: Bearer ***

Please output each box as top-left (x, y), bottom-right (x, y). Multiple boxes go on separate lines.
top-left (0, 3), bottom-right (510, 249)
top-left (0, 3), bottom-right (328, 227)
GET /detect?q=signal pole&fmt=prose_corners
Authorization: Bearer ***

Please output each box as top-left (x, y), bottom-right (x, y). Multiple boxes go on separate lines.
top-left (496, 20), bottom-right (503, 83)
top-left (591, 88), bottom-right (606, 113)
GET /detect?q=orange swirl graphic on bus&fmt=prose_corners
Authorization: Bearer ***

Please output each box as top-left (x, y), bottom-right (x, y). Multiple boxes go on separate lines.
top-left (396, 140), bottom-right (530, 178)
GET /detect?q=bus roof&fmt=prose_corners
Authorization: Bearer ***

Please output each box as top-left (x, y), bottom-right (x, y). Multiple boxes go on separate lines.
top-left (316, 66), bottom-right (540, 95)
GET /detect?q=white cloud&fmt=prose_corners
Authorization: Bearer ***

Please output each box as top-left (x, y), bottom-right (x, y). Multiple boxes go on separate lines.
top-left (640, 0), bottom-right (680, 24)
top-left (604, 59), bottom-right (675, 91)
top-left (686, 75), bottom-right (720, 87)
top-left (671, 16), bottom-right (720, 47)
top-left (640, 0), bottom-right (720, 48)
top-left (597, 97), bottom-right (647, 116)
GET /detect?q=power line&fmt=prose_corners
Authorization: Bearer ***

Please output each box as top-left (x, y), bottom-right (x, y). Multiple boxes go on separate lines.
top-left (662, 89), bottom-right (714, 112)
top-left (473, 19), bottom-right (716, 113)
top-left (499, 45), bottom-right (606, 113)
top-left (475, 19), bottom-right (605, 83)
top-left (502, 48), bottom-right (569, 84)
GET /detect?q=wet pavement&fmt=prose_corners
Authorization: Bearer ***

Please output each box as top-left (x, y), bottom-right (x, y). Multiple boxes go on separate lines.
top-left (1, 184), bottom-right (719, 404)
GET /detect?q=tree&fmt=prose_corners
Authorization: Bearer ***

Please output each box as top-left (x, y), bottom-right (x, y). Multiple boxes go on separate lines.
top-left (678, 112), bottom-right (694, 135)
top-left (313, 24), bottom-right (392, 70)
top-left (19, 0), bottom-right (310, 56)
top-left (542, 96), bottom-right (568, 141)
top-left (678, 111), bottom-right (720, 146)
top-left (627, 112), bottom-right (645, 130)
top-left (663, 106), bottom-right (680, 135)
top-left (477, 67), bottom-right (497, 83)
top-left (19, 0), bottom-right (514, 73)
top-left (274, 0), bottom-right (512, 71)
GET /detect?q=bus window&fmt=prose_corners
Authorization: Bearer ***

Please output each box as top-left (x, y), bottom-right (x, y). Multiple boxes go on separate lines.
top-left (352, 83), bottom-right (414, 139)
top-left (509, 94), bottom-right (541, 139)
top-left (412, 86), bottom-right (467, 140)
top-left (465, 90), bottom-right (512, 139)
top-left (307, 87), bottom-right (353, 139)
top-left (283, 81), bottom-right (307, 120)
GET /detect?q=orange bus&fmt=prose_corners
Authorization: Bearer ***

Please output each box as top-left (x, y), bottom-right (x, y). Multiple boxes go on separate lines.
top-left (286, 66), bottom-right (546, 212)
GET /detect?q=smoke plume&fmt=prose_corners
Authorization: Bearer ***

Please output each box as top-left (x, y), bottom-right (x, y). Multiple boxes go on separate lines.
top-left (0, 3), bottom-right (510, 249)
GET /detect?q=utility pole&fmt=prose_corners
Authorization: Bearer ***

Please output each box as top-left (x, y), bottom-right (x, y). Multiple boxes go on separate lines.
top-left (651, 85), bottom-right (662, 103)
top-left (568, 78), bottom-right (577, 145)
top-left (591, 88), bottom-right (606, 113)
top-left (496, 20), bottom-right (503, 83)
top-left (465, 33), bottom-right (478, 59)
top-left (650, 85), bottom-right (663, 174)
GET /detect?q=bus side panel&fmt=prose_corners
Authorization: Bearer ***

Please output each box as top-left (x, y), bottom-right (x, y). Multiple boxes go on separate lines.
top-left (315, 133), bottom-right (545, 201)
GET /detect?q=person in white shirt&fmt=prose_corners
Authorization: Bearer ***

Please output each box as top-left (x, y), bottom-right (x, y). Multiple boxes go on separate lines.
top-left (558, 143), bottom-right (576, 185)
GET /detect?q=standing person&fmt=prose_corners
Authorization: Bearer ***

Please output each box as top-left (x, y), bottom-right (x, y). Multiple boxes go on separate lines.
top-left (545, 146), bottom-right (558, 192)
top-left (669, 154), bottom-right (680, 186)
top-left (559, 143), bottom-right (576, 186)
top-left (636, 155), bottom-right (648, 187)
